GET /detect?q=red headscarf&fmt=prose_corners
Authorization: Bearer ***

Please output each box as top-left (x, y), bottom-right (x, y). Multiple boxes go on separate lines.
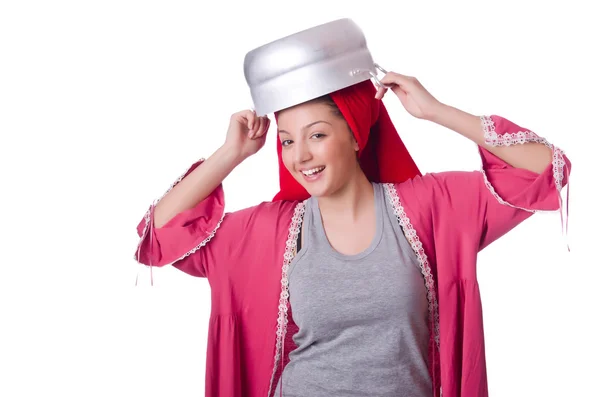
top-left (272, 80), bottom-right (421, 201)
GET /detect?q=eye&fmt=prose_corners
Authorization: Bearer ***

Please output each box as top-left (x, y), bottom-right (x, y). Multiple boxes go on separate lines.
top-left (281, 139), bottom-right (293, 147)
top-left (311, 133), bottom-right (326, 139)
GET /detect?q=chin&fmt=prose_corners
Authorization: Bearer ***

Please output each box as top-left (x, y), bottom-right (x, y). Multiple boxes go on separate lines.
top-left (304, 185), bottom-right (328, 198)
top-left (297, 177), bottom-right (336, 198)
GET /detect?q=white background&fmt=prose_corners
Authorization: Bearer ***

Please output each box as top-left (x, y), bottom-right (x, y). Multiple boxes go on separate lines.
top-left (1, 1), bottom-right (598, 396)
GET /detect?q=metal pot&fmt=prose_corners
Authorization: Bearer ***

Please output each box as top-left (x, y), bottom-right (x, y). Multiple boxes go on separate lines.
top-left (243, 18), bottom-right (388, 116)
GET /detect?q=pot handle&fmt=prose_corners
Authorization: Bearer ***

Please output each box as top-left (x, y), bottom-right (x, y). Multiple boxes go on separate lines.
top-left (350, 63), bottom-right (392, 89)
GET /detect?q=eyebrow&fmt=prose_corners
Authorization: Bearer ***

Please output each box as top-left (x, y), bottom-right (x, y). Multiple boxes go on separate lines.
top-left (277, 120), bottom-right (332, 135)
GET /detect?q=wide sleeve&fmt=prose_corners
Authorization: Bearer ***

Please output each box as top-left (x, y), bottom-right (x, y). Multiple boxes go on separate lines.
top-left (397, 114), bottom-right (571, 253)
top-left (476, 115), bottom-right (571, 249)
top-left (133, 158), bottom-right (226, 278)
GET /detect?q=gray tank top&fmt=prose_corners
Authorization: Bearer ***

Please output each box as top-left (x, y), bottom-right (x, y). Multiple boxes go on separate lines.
top-left (273, 183), bottom-right (432, 397)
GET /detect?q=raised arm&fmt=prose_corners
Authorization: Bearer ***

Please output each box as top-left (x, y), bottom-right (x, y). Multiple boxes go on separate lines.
top-left (153, 109), bottom-right (270, 228)
top-left (134, 109), bottom-right (271, 275)
top-left (395, 113), bottom-right (570, 259)
top-left (376, 71), bottom-right (554, 174)
top-left (428, 104), bottom-right (553, 174)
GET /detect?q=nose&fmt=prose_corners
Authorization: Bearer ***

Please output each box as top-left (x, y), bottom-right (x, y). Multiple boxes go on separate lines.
top-left (293, 139), bottom-right (312, 165)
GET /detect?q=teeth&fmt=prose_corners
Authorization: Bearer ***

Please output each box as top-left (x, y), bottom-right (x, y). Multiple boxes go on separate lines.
top-left (301, 166), bottom-right (325, 176)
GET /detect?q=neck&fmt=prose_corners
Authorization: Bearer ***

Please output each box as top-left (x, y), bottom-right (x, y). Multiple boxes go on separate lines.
top-left (316, 166), bottom-right (374, 223)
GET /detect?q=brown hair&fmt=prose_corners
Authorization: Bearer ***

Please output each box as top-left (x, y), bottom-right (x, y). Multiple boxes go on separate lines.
top-left (275, 94), bottom-right (344, 120)
top-left (308, 94), bottom-right (344, 119)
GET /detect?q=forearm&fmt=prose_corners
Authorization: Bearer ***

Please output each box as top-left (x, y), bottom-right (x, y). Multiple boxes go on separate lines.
top-left (153, 145), bottom-right (243, 228)
top-left (428, 103), bottom-right (552, 173)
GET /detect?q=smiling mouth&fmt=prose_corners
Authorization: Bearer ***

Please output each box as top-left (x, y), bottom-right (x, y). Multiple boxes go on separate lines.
top-left (300, 166), bottom-right (325, 177)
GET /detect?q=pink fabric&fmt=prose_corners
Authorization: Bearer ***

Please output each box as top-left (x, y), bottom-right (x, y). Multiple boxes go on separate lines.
top-left (135, 160), bottom-right (225, 275)
top-left (134, 115), bottom-right (571, 397)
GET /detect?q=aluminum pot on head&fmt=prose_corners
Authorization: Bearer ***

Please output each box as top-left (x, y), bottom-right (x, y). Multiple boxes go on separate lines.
top-left (243, 18), bottom-right (389, 116)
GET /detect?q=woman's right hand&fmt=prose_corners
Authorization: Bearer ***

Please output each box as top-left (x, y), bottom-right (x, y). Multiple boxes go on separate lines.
top-left (224, 109), bottom-right (271, 161)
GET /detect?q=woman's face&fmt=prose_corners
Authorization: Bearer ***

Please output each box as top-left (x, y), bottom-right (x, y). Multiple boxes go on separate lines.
top-left (276, 100), bottom-right (360, 198)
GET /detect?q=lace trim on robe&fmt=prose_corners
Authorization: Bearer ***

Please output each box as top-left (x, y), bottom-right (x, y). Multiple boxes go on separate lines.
top-left (134, 158), bottom-right (225, 268)
top-left (268, 201), bottom-right (306, 397)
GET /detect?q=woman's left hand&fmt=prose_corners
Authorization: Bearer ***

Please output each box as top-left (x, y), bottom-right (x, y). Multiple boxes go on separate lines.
top-left (374, 72), bottom-right (443, 120)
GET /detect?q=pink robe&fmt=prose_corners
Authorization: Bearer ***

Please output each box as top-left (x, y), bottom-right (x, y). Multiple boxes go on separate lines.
top-left (134, 115), bottom-right (570, 397)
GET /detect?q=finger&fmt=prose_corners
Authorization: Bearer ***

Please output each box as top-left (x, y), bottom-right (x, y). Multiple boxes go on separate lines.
top-left (379, 72), bottom-right (413, 88)
top-left (374, 86), bottom-right (388, 100)
top-left (251, 115), bottom-right (268, 139)
top-left (250, 116), bottom-right (266, 139)
top-left (235, 109), bottom-right (255, 122)
top-left (245, 110), bottom-right (257, 137)
top-left (255, 116), bottom-right (270, 139)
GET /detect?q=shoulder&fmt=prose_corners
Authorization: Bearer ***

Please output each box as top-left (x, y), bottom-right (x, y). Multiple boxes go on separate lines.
top-left (383, 171), bottom-right (484, 224)
top-left (391, 170), bottom-right (482, 198)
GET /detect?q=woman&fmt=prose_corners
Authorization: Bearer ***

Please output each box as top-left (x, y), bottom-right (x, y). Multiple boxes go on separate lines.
top-left (134, 72), bottom-right (570, 397)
